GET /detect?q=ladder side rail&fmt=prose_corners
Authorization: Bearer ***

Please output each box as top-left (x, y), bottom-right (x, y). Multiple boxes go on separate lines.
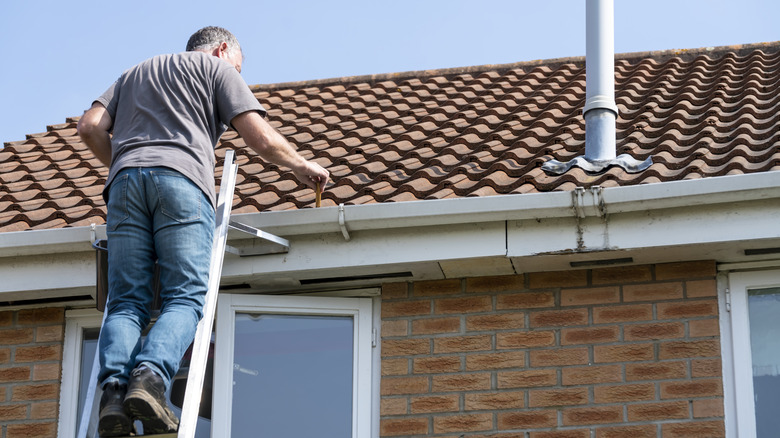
top-left (177, 150), bottom-right (238, 438)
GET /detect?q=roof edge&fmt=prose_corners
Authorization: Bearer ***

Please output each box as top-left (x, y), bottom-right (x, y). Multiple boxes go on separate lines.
top-left (249, 41), bottom-right (780, 91)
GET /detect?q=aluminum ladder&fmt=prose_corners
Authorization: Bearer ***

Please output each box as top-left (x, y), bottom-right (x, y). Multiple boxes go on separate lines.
top-left (77, 150), bottom-right (290, 438)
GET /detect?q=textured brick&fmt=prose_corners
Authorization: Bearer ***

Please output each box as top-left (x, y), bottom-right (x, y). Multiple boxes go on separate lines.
top-left (594, 344), bottom-right (654, 363)
top-left (529, 388), bottom-right (588, 407)
top-left (35, 326), bottom-right (63, 343)
top-left (433, 413), bottom-right (493, 433)
top-left (467, 313), bottom-right (525, 331)
top-left (15, 345), bottom-right (62, 362)
top-left (381, 376), bottom-right (429, 395)
top-left (382, 339), bottom-right (430, 357)
top-left (415, 279), bottom-right (462, 296)
top-left (659, 339), bottom-right (720, 359)
top-left (593, 304), bottom-right (652, 323)
top-left (530, 348), bottom-right (589, 367)
top-left (692, 399), bottom-right (724, 418)
top-left (17, 308), bottom-right (64, 325)
top-left (6, 422), bottom-right (57, 438)
top-left (686, 279), bottom-right (717, 297)
top-left (660, 420), bottom-right (725, 437)
top-left (434, 335), bottom-right (492, 353)
top-left (561, 326), bottom-right (620, 345)
top-left (0, 366), bottom-right (31, 383)
top-left (382, 358), bottom-right (409, 376)
top-left (435, 296), bottom-right (492, 314)
top-left (410, 394), bottom-right (459, 413)
top-left (498, 369), bottom-right (557, 389)
top-left (689, 318), bottom-right (719, 338)
top-left (530, 308), bottom-right (588, 327)
top-left (382, 319), bottom-right (408, 337)
top-left (382, 300), bottom-right (431, 317)
top-left (562, 406), bottom-right (623, 426)
top-left (530, 431), bottom-right (590, 438)
top-left (627, 401), bottom-right (689, 421)
top-left (0, 311), bottom-right (13, 326)
top-left (657, 300), bottom-right (718, 319)
top-left (562, 364), bottom-right (622, 386)
top-left (30, 401), bottom-right (58, 420)
top-left (626, 361), bottom-right (688, 381)
top-left (465, 391), bottom-right (525, 410)
top-left (11, 383), bottom-right (59, 401)
top-left (691, 358), bottom-right (722, 378)
top-left (498, 410), bottom-right (557, 429)
top-left (529, 270), bottom-right (587, 288)
top-left (660, 379), bottom-right (722, 399)
top-left (413, 356), bottom-right (461, 374)
top-left (380, 418), bottom-right (428, 436)
top-left (412, 317), bottom-right (460, 335)
top-left (0, 328), bottom-right (34, 345)
top-left (433, 373), bottom-right (491, 392)
top-left (561, 286), bottom-right (620, 306)
top-left (496, 330), bottom-right (556, 349)
top-left (466, 351), bottom-right (525, 371)
top-left (466, 275), bottom-right (525, 293)
top-left (623, 282), bottom-right (683, 302)
top-left (0, 348), bottom-right (10, 364)
top-left (382, 282), bottom-right (409, 299)
top-left (496, 292), bottom-right (555, 309)
top-left (655, 261), bottom-right (716, 280)
top-left (594, 383), bottom-right (655, 403)
top-left (381, 397), bottom-right (407, 416)
top-left (0, 404), bottom-right (27, 421)
top-left (596, 425), bottom-right (656, 438)
top-left (592, 265), bottom-right (652, 285)
top-left (624, 322), bottom-right (685, 341)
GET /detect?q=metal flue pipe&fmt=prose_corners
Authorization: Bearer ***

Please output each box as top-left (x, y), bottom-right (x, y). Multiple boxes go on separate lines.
top-left (542, 0), bottom-right (651, 174)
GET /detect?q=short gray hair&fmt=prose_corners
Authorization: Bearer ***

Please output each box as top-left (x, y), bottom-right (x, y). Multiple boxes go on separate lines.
top-left (186, 26), bottom-right (242, 57)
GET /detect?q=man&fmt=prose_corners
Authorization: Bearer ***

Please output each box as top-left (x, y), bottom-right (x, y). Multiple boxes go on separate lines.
top-left (77, 26), bottom-right (329, 436)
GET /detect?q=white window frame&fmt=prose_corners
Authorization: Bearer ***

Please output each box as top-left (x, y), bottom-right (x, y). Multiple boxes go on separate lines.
top-left (58, 309), bottom-right (103, 438)
top-left (722, 269), bottom-right (780, 438)
top-left (212, 293), bottom-right (376, 438)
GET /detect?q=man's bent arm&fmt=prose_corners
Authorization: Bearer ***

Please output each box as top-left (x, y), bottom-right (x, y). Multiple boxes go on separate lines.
top-left (77, 103), bottom-right (113, 167)
top-left (232, 111), bottom-right (329, 190)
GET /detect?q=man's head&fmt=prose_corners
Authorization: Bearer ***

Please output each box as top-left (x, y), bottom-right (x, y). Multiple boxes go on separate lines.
top-left (186, 26), bottom-right (243, 73)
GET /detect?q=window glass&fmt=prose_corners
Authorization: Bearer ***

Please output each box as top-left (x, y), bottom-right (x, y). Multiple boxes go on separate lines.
top-left (748, 287), bottom-right (780, 437)
top-left (76, 328), bottom-right (212, 437)
top-left (231, 313), bottom-right (354, 437)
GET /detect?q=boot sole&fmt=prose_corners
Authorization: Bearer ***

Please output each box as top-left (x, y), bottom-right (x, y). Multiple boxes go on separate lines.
top-left (98, 405), bottom-right (134, 437)
top-left (124, 389), bottom-right (179, 434)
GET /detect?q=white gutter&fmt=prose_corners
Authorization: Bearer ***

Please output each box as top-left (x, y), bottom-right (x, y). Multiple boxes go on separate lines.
top-left (0, 172), bottom-right (779, 258)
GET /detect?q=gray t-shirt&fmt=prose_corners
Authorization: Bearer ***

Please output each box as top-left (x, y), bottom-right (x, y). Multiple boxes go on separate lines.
top-left (96, 51), bottom-right (266, 208)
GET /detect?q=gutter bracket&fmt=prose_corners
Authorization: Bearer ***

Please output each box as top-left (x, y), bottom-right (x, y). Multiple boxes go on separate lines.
top-left (338, 204), bottom-right (352, 241)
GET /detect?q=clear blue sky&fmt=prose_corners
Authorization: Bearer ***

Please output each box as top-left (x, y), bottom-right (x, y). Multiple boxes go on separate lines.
top-left (1, 0), bottom-right (777, 145)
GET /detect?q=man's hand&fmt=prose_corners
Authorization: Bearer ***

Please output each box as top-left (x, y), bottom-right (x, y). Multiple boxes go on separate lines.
top-left (77, 102), bottom-right (113, 166)
top-left (232, 111), bottom-right (330, 190)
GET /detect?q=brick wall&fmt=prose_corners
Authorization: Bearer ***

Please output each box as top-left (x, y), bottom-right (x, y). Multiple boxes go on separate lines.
top-left (0, 308), bottom-right (64, 438)
top-left (380, 261), bottom-right (725, 438)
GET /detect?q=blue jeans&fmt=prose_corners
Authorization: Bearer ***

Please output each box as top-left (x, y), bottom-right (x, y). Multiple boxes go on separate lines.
top-left (99, 167), bottom-right (215, 391)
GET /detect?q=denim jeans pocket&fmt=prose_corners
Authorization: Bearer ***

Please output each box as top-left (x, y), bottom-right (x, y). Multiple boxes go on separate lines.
top-left (106, 174), bottom-right (130, 232)
top-left (150, 170), bottom-right (202, 223)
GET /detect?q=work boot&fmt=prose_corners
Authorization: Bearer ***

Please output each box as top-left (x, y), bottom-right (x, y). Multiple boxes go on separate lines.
top-left (124, 366), bottom-right (179, 434)
top-left (98, 382), bottom-right (134, 437)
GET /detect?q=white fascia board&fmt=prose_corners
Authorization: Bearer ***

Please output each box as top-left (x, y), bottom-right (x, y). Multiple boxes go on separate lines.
top-left (1, 172), bottom-right (779, 297)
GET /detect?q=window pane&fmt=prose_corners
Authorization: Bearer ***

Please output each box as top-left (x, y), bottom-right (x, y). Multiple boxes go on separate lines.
top-left (76, 328), bottom-right (212, 437)
top-left (748, 287), bottom-right (780, 437)
top-left (231, 314), bottom-right (354, 437)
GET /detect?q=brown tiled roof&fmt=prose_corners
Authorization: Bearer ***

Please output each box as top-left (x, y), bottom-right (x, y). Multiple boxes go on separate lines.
top-left (2, 42), bottom-right (779, 232)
